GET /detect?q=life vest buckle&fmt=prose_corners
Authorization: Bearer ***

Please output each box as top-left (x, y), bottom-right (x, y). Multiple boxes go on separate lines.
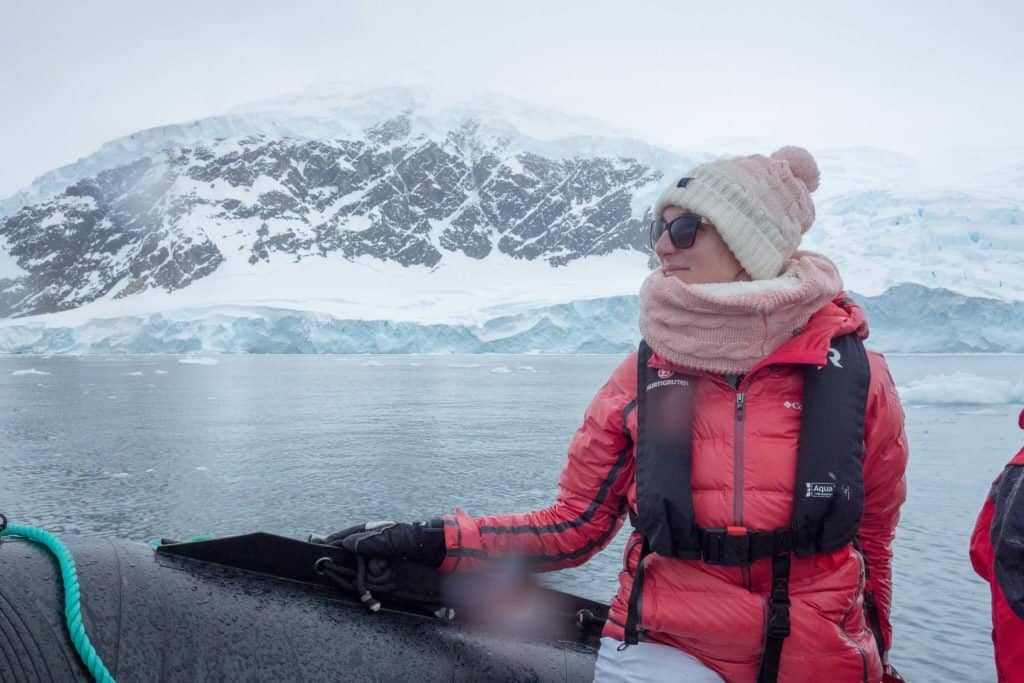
top-left (699, 527), bottom-right (752, 566)
top-left (766, 598), bottom-right (791, 639)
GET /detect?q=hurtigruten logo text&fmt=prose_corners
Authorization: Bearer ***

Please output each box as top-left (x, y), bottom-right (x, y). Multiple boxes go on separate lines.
top-left (646, 378), bottom-right (690, 391)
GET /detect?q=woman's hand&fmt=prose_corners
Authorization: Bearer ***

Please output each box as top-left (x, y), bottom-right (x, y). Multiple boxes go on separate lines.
top-left (312, 520), bottom-right (446, 566)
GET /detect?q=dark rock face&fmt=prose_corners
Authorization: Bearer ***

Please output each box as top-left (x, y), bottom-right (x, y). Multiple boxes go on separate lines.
top-left (0, 116), bottom-right (661, 318)
top-left (1, 158), bottom-right (224, 316)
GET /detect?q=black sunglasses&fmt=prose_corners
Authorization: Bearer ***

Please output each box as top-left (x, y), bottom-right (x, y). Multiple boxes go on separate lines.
top-left (649, 214), bottom-right (712, 250)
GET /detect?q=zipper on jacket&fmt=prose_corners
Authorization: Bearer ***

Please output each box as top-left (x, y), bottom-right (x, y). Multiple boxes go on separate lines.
top-left (734, 391), bottom-right (750, 590)
top-left (733, 391), bottom-right (746, 524)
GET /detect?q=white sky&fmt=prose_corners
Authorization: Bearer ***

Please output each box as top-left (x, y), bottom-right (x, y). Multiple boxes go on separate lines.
top-left (2, 0), bottom-right (1022, 198)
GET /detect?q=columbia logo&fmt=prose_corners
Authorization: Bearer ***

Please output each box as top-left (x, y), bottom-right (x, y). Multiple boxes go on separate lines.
top-left (783, 401), bottom-right (802, 411)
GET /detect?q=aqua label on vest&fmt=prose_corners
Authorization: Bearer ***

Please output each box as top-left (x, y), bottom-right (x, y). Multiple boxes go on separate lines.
top-left (805, 482), bottom-right (836, 499)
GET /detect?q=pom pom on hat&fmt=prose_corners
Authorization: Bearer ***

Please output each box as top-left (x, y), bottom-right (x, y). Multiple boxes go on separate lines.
top-left (771, 146), bottom-right (820, 193)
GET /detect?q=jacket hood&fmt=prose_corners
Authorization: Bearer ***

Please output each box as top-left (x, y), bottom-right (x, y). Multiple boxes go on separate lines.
top-left (764, 293), bottom-right (869, 367)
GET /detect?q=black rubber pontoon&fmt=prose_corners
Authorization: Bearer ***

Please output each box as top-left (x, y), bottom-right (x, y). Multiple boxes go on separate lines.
top-left (0, 533), bottom-right (604, 682)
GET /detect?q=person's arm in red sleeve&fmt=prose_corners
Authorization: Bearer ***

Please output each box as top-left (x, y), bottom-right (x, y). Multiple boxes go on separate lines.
top-left (857, 353), bottom-right (909, 662)
top-left (440, 355), bottom-right (636, 573)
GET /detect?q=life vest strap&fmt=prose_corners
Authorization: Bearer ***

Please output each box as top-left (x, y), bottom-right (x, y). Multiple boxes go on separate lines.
top-left (623, 538), bottom-right (650, 646)
top-left (757, 551), bottom-right (793, 683)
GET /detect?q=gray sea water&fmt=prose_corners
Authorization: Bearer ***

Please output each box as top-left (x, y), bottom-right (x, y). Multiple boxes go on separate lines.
top-left (2, 353), bottom-right (1022, 682)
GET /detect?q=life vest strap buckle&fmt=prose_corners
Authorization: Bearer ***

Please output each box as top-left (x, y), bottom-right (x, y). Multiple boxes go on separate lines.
top-left (699, 527), bottom-right (752, 566)
top-left (698, 527), bottom-right (794, 567)
top-left (766, 599), bottom-right (791, 639)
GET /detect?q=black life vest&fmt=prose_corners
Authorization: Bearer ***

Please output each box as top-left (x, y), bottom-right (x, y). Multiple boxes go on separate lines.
top-left (623, 332), bottom-right (871, 682)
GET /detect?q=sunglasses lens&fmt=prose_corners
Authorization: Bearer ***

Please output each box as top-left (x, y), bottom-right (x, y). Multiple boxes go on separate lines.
top-left (668, 215), bottom-right (701, 249)
top-left (650, 215), bottom-right (705, 249)
top-left (649, 220), bottom-right (665, 249)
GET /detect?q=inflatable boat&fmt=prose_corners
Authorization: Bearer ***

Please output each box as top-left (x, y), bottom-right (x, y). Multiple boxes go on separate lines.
top-left (0, 528), bottom-right (606, 681)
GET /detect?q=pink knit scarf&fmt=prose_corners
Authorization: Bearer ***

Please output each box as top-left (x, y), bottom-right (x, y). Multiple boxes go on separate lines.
top-left (638, 251), bottom-right (843, 374)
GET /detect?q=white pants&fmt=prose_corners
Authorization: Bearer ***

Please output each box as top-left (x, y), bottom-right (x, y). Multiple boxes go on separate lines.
top-left (593, 637), bottom-right (725, 683)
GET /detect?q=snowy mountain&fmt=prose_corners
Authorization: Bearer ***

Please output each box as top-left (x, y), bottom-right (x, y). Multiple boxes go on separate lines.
top-left (1, 84), bottom-right (1022, 353)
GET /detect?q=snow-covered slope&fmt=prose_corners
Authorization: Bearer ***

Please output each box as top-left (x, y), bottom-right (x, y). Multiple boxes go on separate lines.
top-left (1, 84), bottom-right (1021, 353)
top-left (807, 190), bottom-right (1024, 299)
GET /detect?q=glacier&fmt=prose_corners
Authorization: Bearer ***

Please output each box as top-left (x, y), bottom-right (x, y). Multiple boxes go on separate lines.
top-left (1, 284), bottom-right (1022, 355)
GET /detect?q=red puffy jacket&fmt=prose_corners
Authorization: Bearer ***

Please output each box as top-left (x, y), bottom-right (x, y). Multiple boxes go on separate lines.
top-left (441, 296), bottom-right (909, 683)
top-left (970, 410), bottom-right (1024, 682)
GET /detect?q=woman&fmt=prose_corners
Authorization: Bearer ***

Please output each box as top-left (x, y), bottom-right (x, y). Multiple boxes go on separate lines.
top-left (970, 409), bottom-right (1024, 682)
top-left (331, 147), bottom-right (909, 683)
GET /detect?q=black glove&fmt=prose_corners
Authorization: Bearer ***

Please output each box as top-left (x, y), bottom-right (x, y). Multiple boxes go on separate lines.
top-left (314, 519), bottom-right (446, 567)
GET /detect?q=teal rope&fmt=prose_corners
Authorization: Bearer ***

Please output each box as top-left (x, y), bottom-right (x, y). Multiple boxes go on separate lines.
top-left (0, 521), bottom-right (116, 683)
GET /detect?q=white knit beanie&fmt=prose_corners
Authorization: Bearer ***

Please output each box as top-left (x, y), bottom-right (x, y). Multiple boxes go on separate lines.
top-left (652, 146), bottom-right (821, 280)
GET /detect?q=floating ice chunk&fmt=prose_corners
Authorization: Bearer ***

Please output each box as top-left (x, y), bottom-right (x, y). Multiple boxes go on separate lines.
top-left (12, 368), bottom-right (50, 376)
top-left (899, 372), bottom-right (1023, 405)
top-left (490, 366), bottom-right (512, 374)
top-left (154, 370), bottom-right (169, 374)
top-left (126, 371), bottom-right (144, 376)
top-left (179, 356), bottom-right (219, 366)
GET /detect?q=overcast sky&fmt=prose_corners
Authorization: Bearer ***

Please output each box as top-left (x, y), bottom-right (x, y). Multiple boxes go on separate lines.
top-left (2, 0), bottom-right (1022, 198)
